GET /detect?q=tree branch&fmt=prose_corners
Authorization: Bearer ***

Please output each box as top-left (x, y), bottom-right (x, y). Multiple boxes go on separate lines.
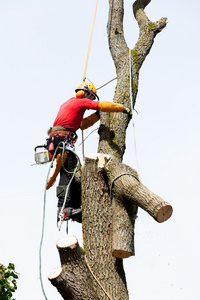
top-left (112, 195), bottom-right (138, 258)
top-left (99, 0), bottom-right (167, 161)
top-left (107, 0), bottom-right (127, 65)
top-left (132, 0), bottom-right (168, 72)
top-left (105, 157), bottom-right (173, 223)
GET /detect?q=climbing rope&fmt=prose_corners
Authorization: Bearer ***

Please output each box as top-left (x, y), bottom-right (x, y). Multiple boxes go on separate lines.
top-left (81, 0), bottom-right (99, 157)
top-left (39, 142), bottom-right (80, 300)
top-left (39, 147), bottom-right (59, 300)
top-left (96, 77), bottom-right (117, 90)
top-left (129, 48), bottom-right (140, 177)
top-left (78, 128), bottom-right (98, 147)
top-left (84, 256), bottom-right (113, 300)
top-left (81, 129), bottom-right (85, 158)
top-left (83, 0), bottom-right (99, 82)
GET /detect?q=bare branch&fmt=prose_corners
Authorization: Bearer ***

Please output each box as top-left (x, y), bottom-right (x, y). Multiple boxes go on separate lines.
top-left (132, 0), bottom-right (168, 72)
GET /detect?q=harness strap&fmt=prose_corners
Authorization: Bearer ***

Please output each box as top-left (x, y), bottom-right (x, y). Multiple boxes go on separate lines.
top-left (48, 129), bottom-right (78, 147)
top-left (49, 130), bottom-right (71, 137)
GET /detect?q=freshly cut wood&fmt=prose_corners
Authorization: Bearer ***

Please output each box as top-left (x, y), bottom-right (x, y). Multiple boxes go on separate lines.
top-left (57, 235), bottom-right (77, 249)
top-left (156, 205), bottom-right (173, 223)
top-left (85, 153), bottom-right (111, 168)
top-left (48, 267), bottom-right (62, 281)
top-left (48, 236), bottom-right (98, 300)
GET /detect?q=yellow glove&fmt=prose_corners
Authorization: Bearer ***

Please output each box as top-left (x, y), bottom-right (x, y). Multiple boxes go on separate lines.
top-left (98, 101), bottom-right (124, 112)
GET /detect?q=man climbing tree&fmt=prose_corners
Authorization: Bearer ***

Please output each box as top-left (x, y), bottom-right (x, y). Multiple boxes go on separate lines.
top-left (48, 0), bottom-right (172, 299)
top-left (46, 81), bottom-right (132, 223)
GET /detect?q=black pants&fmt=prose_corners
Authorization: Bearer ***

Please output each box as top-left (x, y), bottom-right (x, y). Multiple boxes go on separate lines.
top-left (57, 151), bottom-right (78, 208)
top-left (48, 136), bottom-right (80, 209)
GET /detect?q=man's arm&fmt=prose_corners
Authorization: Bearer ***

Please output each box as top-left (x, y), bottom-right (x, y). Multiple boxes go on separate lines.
top-left (98, 101), bottom-right (132, 117)
top-left (80, 111), bottom-right (100, 130)
top-left (80, 101), bottom-right (132, 130)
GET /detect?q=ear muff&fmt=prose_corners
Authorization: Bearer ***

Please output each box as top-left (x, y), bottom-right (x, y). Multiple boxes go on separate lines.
top-left (76, 90), bottom-right (85, 98)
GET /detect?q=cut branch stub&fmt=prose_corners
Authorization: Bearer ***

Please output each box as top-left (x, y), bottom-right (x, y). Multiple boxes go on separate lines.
top-left (104, 157), bottom-right (173, 223)
top-left (48, 236), bottom-right (98, 300)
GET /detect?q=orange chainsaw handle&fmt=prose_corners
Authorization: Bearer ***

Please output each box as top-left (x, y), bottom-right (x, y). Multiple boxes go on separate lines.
top-left (46, 152), bottom-right (67, 190)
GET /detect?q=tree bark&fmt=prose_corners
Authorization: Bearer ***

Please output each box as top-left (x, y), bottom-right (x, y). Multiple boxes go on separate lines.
top-left (98, 0), bottom-right (167, 161)
top-left (112, 195), bottom-right (138, 258)
top-left (48, 236), bottom-right (98, 300)
top-left (81, 154), bottom-right (129, 299)
top-left (50, 1), bottom-right (171, 299)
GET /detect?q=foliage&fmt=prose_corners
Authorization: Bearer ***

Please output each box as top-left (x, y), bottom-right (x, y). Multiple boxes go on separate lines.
top-left (0, 263), bottom-right (19, 300)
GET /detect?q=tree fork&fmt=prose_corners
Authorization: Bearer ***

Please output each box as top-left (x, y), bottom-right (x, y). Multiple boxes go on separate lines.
top-left (101, 0), bottom-right (167, 162)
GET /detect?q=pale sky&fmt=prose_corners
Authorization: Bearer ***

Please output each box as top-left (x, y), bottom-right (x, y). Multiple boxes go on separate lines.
top-left (0, 0), bottom-right (200, 299)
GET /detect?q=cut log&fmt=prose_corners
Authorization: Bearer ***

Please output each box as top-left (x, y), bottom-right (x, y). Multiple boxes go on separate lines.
top-left (112, 196), bottom-right (138, 258)
top-left (104, 157), bottom-right (173, 223)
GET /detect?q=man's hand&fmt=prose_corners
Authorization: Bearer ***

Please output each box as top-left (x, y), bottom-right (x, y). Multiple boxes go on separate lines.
top-left (123, 107), bottom-right (132, 119)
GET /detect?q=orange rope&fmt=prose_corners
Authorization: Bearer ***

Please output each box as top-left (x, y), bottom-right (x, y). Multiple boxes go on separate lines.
top-left (85, 255), bottom-right (113, 300)
top-left (83, 0), bottom-right (98, 81)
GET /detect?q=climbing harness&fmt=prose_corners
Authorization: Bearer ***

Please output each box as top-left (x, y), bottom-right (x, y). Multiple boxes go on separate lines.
top-left (34, 129), bottom-right (77, 164)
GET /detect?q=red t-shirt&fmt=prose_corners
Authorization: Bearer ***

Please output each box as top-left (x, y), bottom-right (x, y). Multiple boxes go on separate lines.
top-left (53, 97), bottom-right (99, 132)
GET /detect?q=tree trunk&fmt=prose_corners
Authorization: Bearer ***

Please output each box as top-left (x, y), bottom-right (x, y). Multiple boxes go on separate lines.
top-left (49, 1), bottom-right (171, 299)
top-left (81, 154), bottom-right (129, 299)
